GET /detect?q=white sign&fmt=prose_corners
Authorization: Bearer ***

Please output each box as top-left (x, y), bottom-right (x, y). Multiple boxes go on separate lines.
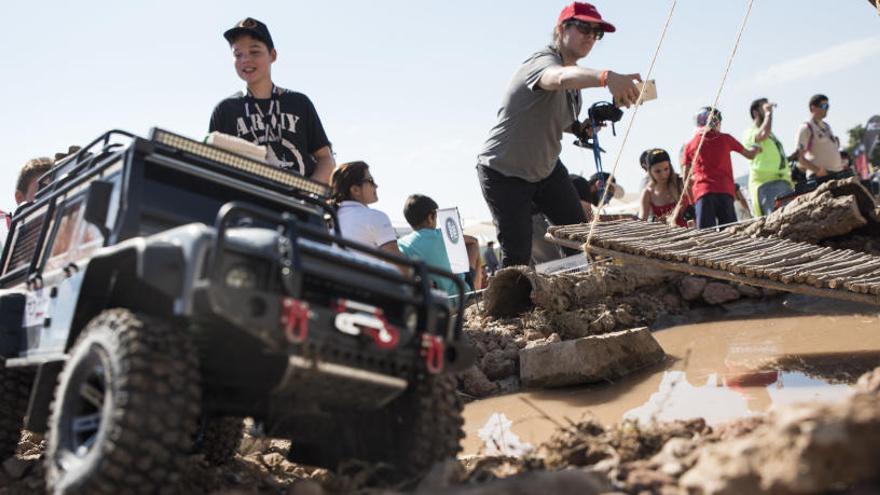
top-left (436, 207), bottom-right (469, 274)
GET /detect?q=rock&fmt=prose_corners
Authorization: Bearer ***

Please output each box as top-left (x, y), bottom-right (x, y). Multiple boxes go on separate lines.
top-left (482, 349), bottom-right (516, 381)
top-left (286, 480), bottom-right (325, 495)
top-left (679, 276), bottom-right (707, 301)
top-left (701, 282), bottom-right (741, 305)
top-left (460, 366), bottom-right (499, 398)
top-left (422, 470), bottom-right (611, 495)
top-left (591, 311), bottom-right (616, 333)
top-left (261, 452), bottom-right (287, 468)
top-left (662, 293), bottom-right (682, 309)
top-left (613, 306), bottom-right (637, 327)
top-left (856, 367), bottom-right (880, 394)
top-left (519, 327), bottom-right (665, 388)
top-left (625, 468), bottom-right (677, 493)
top-left (734, 283), bottom-right (762, 299)
top-left (680, 392), bottom-right (880, 495)
top-left (496, 376), bottom-right (521, 395)
top-left (2, 456), bottom-right (36, 480)
top-left (417, 460), bottom-right (464, 492)
top-left (761, 287), bottom-right (783, 298)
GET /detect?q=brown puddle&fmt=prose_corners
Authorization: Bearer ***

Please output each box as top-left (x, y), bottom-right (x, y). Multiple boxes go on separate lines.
top-left (462, 295), bottom-right (880, 455)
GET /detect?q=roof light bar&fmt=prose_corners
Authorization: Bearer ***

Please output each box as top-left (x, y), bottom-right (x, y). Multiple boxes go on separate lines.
top-left (149, 128), bottom-right (329, 198)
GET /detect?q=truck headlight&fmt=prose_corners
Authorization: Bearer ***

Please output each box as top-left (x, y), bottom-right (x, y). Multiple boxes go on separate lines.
top-left (225, 264), bottom-right (258, 289)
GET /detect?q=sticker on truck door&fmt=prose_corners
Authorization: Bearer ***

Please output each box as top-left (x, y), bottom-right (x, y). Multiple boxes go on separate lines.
top-left (24, 288), bottom-right (50, 328)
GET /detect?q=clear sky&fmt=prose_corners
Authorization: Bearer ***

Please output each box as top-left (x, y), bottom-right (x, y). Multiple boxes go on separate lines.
top-left (2, 1), bottom-right (878, 224)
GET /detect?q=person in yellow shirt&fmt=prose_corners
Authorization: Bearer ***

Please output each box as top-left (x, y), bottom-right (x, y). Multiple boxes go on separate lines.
top-left (742, 98), bottom-right (793, 216)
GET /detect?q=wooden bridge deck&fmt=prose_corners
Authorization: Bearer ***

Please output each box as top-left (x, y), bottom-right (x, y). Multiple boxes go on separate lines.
top-left (546, 220), bottom-right (880, 306)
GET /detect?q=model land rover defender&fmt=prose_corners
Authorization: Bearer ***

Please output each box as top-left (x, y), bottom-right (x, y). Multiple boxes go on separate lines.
top-left (0, 129), bottom-right (471, 493)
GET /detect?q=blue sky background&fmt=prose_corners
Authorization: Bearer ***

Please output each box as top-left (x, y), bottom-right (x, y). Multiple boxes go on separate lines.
top-left (2, 1), bottom-right (878, 224)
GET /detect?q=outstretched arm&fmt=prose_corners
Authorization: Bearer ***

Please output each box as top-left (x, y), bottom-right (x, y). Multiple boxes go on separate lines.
top-left (738, 145), bottom-right (762, 160)
top-left (539, 67), bottom-right (643, 107)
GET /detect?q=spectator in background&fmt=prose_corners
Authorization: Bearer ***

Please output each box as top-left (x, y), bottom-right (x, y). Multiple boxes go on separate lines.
top-left (743, 98), bottom-right (793, 216)
top-left (570, 172), bottom-right (624, 219)
top-left (397, 194), bottom-right (468, 298)
top-left (638, 149), bottom-right (652, 190)
top-left (330, 161), bottom-right (405, 272)
top-left (16, 157), bottom-right (54, 205)
top-left (682, 107), bottom-right (760, 229)
top-left (484, 241), bottom-right (500, 276)
top-left (638, 149), bottom-right (689, 227)
top-left (840, 150), bottom-right (852, 170)
top-left (796, 94), bottom-right (842, 179)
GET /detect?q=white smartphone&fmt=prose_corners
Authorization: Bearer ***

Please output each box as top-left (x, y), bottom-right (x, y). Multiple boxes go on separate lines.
top-left (635, 80), bottom-right (657, 103)
top-left (614, 79), bottom-right (657, 106)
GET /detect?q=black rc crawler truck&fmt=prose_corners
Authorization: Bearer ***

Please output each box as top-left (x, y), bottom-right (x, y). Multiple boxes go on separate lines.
top-left (0, 129), bottom-right (472, 493)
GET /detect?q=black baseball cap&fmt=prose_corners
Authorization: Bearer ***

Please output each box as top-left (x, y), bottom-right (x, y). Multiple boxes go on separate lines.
top-left (224, 18), bottom-right (275, 51)
top-left (646, 148), bottom-right (671, 167)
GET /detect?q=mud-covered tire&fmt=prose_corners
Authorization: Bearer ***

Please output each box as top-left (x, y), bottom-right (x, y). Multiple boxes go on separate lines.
top-left (195, 417), bottom-right (243, 465)
top-left (45, 309), bottom-right (201, 494)
top-left (394, 375), bottom-right (464, 472)
top-left (297, 375), bottom-right (464, 474)
top-left (0, 360), bottom-right (33, 459)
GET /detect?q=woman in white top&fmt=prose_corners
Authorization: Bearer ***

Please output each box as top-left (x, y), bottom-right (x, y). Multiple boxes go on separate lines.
top-left (330, 161), bottom-right (405, 265)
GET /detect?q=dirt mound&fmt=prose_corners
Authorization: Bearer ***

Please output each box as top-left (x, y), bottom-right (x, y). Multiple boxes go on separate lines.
top-left (729, 178), bottom-right (880, 253)
top-left (461, 264), bottom-right (771, 398)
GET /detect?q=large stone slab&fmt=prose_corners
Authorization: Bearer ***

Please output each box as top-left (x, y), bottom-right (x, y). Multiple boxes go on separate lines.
top-left (519, 327), bottom-right (665, 388)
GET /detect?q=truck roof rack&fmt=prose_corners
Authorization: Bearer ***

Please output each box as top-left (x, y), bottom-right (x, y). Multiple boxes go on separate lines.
top-left (149, 128), bottom-right (330, 199)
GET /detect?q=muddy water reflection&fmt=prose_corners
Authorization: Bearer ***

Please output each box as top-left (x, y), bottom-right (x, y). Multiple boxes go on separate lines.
top-left (462, 297), bottom-right (880, 455)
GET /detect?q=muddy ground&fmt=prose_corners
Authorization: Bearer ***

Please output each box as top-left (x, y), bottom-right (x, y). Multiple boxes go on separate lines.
top-left (4, 367), bottom-right (879, 494)
top-left (459, 263), bottom-right (776, 398)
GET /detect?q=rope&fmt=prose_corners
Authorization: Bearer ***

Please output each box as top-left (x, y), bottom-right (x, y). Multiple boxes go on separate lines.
top-left (667, 0), bottom-right (757, 228)
top-left (581, 0), bottom-right (679, 260)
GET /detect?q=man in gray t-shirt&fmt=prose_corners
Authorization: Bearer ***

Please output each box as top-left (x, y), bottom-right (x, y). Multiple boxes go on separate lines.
top-left (477, 2), bottom-right (641, 267)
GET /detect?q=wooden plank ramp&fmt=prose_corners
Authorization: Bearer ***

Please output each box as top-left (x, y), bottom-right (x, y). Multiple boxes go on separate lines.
top-left (546, 220), bottom-right (880, 306)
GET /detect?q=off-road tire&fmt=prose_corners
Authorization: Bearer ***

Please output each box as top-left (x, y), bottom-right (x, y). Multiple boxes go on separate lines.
top-left (0, 360), bottom-right (33, 459)
top-left (295, 374), bottom-right (464, 474)
top-left (195, 417), bottom-right (243, 465)
top-left (45, 309), bottom-right (201, 494)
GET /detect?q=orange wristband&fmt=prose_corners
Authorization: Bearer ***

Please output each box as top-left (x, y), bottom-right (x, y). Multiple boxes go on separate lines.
top-left (599, 70), bottom-right (609, 87)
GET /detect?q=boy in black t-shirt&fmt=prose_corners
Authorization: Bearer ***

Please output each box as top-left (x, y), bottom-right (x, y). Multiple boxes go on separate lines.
top-left (210, 18), bottom-right (334, 184)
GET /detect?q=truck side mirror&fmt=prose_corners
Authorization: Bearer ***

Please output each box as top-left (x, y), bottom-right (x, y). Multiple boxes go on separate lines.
top-left (83, 181), bottom-right (114, 237)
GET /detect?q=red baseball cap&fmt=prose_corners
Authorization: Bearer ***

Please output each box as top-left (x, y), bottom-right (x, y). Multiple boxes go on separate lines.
top-left (557, 2), bottom-right (616, 33)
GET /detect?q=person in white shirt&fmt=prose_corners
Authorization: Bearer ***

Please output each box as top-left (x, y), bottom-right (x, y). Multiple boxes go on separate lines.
top-left (796, 94), bottom-right (842, 178)
top-left (329, 161), bottom-right (405, 270)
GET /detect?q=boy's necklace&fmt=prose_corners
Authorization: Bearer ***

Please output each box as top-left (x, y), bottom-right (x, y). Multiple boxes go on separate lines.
top-left (243, 85), bottom-right (283, 145)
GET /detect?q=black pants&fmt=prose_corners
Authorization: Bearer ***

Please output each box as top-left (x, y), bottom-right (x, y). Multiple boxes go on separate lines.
top-left (478, 161), bottom-right (587, 267)
top-left (695, 193), bottom-right (736, 229)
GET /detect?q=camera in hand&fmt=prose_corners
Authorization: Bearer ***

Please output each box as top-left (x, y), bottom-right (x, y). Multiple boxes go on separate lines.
top-left (573, 101), bottom-right (625, 149)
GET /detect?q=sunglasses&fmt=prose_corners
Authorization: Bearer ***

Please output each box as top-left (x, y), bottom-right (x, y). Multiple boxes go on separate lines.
top-left (568, 20), bottom-right (604, 40)
top-left (818, 102), bottom-right (830, 110)
top-left (361, 177), bottom-right (377, 187)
